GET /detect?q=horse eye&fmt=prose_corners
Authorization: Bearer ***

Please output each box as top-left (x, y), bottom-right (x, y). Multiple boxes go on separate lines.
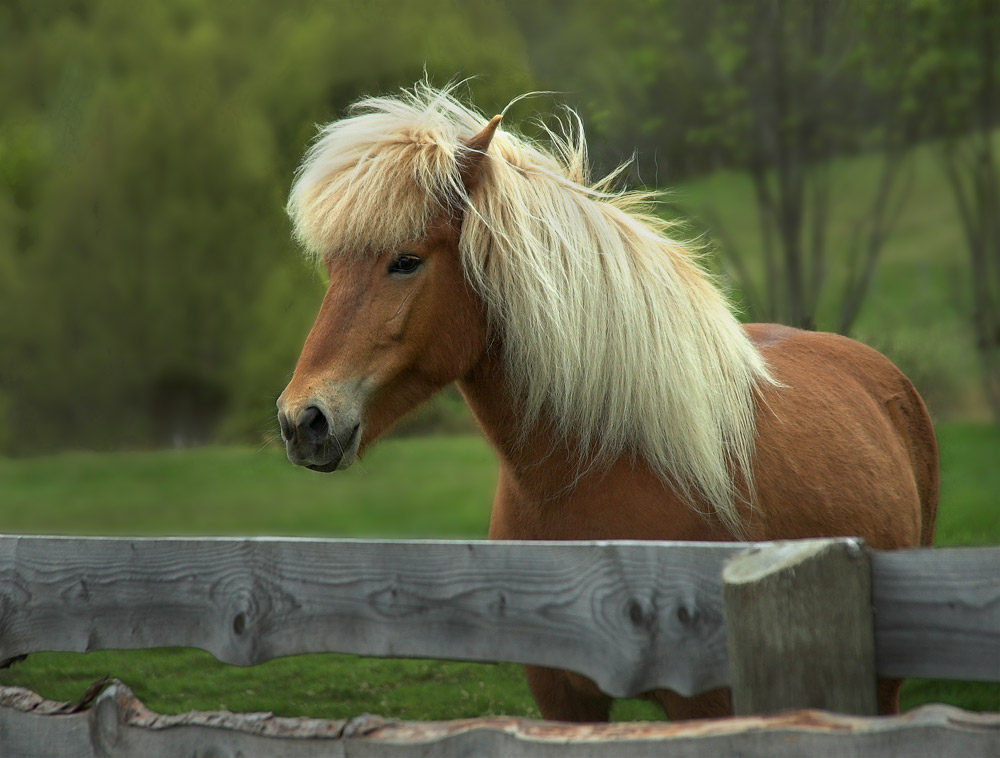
top-left (388, 254), bottom-right (423, 275)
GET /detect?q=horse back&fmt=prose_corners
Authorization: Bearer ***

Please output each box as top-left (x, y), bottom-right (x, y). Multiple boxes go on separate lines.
top-left (745, 324), bottom-right (939, 549)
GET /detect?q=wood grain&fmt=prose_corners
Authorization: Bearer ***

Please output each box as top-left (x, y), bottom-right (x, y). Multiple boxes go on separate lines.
top-left (1, 682), bottom-right (997, 758)
top-left (723, 539), bottom-right (878, 715)
top-left (1, 535), bottom-right (997, 702)
top-left (0, 535), bottom-right (745, 698)
top-left (872, 547), bottom-right (1000, 681)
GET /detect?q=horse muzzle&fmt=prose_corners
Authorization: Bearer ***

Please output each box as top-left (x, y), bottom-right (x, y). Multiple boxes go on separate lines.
top-left (277, 401), bottom-right (362, 472)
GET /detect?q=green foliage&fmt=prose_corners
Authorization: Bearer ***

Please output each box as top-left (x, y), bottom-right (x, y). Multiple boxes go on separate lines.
top-left (0, 0), bottom-right (993, 454)
top-left (0, 0), bottom-right (535, 454)
top-left (901, 0), bottom-right (1000, 135)
top-left (899, 0), bottom-right (1000, 421)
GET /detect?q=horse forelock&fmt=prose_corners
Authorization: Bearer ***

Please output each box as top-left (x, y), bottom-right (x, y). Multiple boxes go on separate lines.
top-left (287, 81), bottom-right (775, 536)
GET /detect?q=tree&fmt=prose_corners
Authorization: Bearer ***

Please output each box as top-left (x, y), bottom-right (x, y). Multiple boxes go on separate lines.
top-left (672, 0), bottom-right (916, 333)
top-left (905, 0), bottom-right (1000, 421)
top-left (0, 0), bottom-right (538, 453)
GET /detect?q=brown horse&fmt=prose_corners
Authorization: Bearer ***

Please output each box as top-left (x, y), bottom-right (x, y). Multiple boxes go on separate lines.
top-left (276, 83), bottom-right (938, 721)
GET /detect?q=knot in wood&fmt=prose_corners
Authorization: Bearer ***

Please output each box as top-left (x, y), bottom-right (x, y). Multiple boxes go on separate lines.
top-left (490, 591), bottom-right (507, 617)
top-left (676, 604), bottom-right (695, 626)
top-left (226, 589), bottom-right (261, 636)
top-left (214, 573), bottom-right (293, 643)
top-left (626, 598), bottom-right (652, 629)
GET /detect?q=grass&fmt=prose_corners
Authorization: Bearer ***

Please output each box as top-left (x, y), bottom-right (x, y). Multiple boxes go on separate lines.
top-left (0, 427), bottom-right (997, 719)
top-left (0, 436), bottom-right (496, 539)
top-left (932, 422), bottom-right (1000, 547)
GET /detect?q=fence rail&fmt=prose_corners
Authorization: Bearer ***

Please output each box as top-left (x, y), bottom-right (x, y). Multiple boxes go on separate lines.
top-left (872, 547), bottom-right (1000, 679)
top-left (1, 535), bottom-right (997, 692)
top-left (0, 535), bottom-right (998, 756)
top-left (2, 681), bottom-right (998, 758)
top-left (0, 535), bottom-right (748, 697)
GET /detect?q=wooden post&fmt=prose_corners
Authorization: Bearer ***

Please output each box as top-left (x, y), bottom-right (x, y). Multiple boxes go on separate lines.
top-left (723, 538), bottom-right (878, 716)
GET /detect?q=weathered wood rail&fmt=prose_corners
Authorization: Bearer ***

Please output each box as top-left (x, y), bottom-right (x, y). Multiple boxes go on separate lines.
top-left (2, 681), bottom-right (997, 758)
top-left (0, 536), bottom-right (747, 697)
top-left (1, 535), bottom-right (997, 692)
top-left (0, 535), bottom-right (997, 756)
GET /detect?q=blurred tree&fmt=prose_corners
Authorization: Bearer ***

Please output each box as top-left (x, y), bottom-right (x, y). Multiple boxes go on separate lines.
top-left (0, 0), bottom-right (992, 449)
top-left (506, 0), bottom-right (712, 179)
top-left (1, 1), bottom-right (289, 450)
top-left (0, 0), bottom-right (535, 453)
top-left (903, 0), bottom-right (999, 421)
top-left (507, 0), bottom-right (925, 335)
top-left (673, 0), bottom-right (917, 332)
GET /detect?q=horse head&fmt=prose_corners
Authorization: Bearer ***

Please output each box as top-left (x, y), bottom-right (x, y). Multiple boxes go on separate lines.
top-left (276, 115), bottom-right (501, 471)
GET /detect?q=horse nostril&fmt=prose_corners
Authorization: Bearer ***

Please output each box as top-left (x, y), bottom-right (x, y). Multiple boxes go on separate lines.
top-left (299, 405), bottom-right (329, 443)
top-left (277, 411), bottom-right (292, 441)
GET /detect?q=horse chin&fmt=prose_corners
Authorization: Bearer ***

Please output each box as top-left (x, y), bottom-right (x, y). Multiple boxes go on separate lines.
top-left (305, 450), bottom-right (357, 472)
top-left (305, 423), bottom-right (362, 473)
top-left (306, 460), bottom-right (341, 473)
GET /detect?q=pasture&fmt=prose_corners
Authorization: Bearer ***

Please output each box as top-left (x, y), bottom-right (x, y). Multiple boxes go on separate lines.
top-left (0, 423), bottom-right (997, 720)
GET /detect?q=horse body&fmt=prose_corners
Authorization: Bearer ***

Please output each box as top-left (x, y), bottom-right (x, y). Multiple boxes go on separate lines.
top-left (276, 83), bottom-right (938, 721)
top-left (462, 321), bottom-right (937, 720)
top-left (471, 323), bottom-right (936, 550)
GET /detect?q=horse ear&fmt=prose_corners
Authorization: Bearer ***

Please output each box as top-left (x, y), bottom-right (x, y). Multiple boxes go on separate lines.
top-left (459, 115), bottom-right (502, 192)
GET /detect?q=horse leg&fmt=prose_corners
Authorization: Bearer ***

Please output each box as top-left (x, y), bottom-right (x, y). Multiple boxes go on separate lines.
top-left (878, 678), bottom-right (902, 714)
top-left (524, 666), bottom-right (612, 722)
top-left (655, 688), bottom-right (733, 720)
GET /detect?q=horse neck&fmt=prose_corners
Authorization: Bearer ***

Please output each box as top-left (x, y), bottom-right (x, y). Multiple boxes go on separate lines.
top-left (456, 341), bottom-right (591, 499)
top-left (456, 339), bottom-right (728, 540)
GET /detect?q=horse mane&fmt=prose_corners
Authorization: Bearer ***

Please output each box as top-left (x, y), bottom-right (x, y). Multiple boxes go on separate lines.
top-left (287, 82), bottom-right (775, 536)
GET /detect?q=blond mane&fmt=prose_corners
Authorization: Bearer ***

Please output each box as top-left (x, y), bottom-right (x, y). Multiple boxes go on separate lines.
top-left (288, 82), bottom-right (774, 535)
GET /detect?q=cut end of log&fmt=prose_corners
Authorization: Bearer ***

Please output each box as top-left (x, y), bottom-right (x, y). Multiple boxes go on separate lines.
top-left (723, 538), bottom-right (865, 585)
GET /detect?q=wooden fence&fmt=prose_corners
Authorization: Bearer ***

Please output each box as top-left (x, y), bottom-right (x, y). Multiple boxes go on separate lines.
top-left (0, 535), bottom-right (997, 756)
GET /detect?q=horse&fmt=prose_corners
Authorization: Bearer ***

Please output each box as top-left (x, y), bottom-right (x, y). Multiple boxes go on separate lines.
top-left (275, 83), bottom-right (939, 722)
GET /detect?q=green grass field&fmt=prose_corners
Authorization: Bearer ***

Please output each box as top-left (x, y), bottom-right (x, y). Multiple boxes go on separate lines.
top-left (0, 425), bottom-right (997, 720)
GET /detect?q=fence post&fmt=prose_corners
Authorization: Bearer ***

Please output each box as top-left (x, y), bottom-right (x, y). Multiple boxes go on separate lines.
top-left (723, 538), bottom-right (878, 716)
